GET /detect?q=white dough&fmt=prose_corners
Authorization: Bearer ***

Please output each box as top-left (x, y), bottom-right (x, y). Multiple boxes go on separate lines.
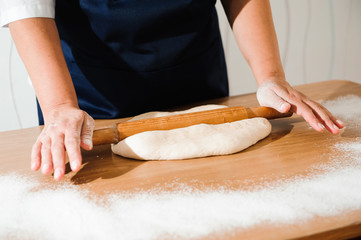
top-left (111, 105), bottom-right (272, 160)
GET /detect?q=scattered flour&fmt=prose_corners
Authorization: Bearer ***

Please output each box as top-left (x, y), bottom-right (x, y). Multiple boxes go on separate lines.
top-left (322, 95), bottom-right (361, 127)
top-left (0, 95), bottom-right (361, 240)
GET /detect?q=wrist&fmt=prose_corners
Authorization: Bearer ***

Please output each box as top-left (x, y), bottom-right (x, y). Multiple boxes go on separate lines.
top-left (42, 101), bottom-right (80, 124)
top-left (255, 72), bottom-right (286, 87)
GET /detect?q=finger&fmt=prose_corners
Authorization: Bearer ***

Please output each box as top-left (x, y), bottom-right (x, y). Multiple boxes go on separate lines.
top-left (80, 114), bottom-right (94, 151)
top-left (51, 133), bottom-right (66, 181)
top-left (40, 136), bottom-right (53, 175)
top-left (304, 100), bottom-right (342, 134)
top-left (65, 127), bottom-right (82, 172)
top-left (273, 89), bottom-right (325, 131)
top-left (288, 99), bottom-right (324, 132)
top-left (316, 104), bottom-right (345, 129)
top-left (31, 140), bottom-right (42, 171)
top-left (335, 119), bottom-right (345, 129)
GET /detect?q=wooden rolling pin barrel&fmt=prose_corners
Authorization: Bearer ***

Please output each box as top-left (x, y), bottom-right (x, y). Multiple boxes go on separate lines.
top-left (92, 106), bottom-right (293, 145)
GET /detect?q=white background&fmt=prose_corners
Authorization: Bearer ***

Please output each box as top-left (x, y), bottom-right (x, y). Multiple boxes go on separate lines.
top-left (0, 0), bottom-right (360, 132)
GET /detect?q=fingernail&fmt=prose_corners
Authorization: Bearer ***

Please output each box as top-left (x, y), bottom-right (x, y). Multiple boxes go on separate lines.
top-left (54, 169), bottom-right (62, 180)
top-left (84, 139), bottom-right (93, 148)
top-left (42, 163), bottom-right (49, 171)
top-left (72, 161), bottom-right (80, 171)
top-left (281, 103), bottom-right (288, 112)
top-left (318, 123), bottom-right (325, 131)
top-left (333, 124), bottom-right (339, 130)
top-left (31, 161), bottom-right (36, 170)
top-left (336, 119), bottom-right (344, 127)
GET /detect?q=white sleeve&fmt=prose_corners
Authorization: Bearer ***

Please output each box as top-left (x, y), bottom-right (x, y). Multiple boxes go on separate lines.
top-left (0, 0), bottom-right (55, 27)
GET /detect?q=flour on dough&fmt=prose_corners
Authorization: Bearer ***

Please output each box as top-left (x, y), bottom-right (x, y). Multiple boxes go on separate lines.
top-left (111, 105), bottom-right (271, 160)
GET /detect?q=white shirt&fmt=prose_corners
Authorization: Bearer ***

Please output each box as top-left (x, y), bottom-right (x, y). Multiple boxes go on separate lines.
top-left (0, 0), bottom-right (55, 27)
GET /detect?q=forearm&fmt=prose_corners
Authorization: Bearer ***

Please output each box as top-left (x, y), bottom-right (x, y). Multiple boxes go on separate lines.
top-left (9, 18), bottom-right (78, 124)
top-left (221, 0), bottom-right (284, 85)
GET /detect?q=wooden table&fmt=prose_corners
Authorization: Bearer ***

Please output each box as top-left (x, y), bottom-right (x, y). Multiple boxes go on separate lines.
top-left (1, 80), bottom-right (360, 239)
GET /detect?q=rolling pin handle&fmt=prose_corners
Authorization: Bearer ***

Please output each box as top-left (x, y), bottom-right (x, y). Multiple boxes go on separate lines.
top-left (92, 126), bottom-right (120, 145)
top-left (247, 106), bottom-right (293, 119)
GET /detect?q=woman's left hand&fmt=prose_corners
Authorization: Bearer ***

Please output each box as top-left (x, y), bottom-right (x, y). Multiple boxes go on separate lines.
top-left (256, 78), bottom-right (344, 134)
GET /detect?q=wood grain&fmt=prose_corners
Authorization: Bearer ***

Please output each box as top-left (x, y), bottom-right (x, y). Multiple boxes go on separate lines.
top-left (0, 80), bottom-right (360, 240)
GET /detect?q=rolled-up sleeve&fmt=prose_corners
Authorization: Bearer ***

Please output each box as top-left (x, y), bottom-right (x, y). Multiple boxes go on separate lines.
top-left (0, 0), bottom-right (55, 27)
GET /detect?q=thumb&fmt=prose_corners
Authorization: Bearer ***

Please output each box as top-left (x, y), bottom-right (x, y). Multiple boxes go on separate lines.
top-left (257, 86), bottom-right (291, 113)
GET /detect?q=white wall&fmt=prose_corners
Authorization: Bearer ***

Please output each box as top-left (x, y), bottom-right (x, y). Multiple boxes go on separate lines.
top-left (0, 28), bottom-right (38, 132)
top-left (1, 0), bottom-right (360, 132)
top-left (216, 0), bottom-right (361, 96)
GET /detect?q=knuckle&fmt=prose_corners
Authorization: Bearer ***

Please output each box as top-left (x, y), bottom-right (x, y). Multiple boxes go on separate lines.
top-left (40, 135), bottom-right (51, 145)
top-left (277, 99), bottom-right (286, 106)
top-left (322, 113), bottom-right (333, 123)
top-left (84, 122), bottom-right (95, 132)
top-left (82, 128), bottom-right (93, 136)
top-left (44, 126), bottom-right (62, 138)
top-left (299, 108), bottom-right (314, 119)
top-left (65, 112), bottom-right (87, 130)
top-left (85, 111), bottom-right (93, 120)
top-left (41, 143), bottom-right (50, 153)
top-left (88, 118), bottom-right (95, 128)
top-left (65, 137), bottom-right (80, 146)
top-left (51, 141), bottom-right (64, 152)
top-left (304, 108), bottom-right (315, 117)
top-left (37, 132), bottom-right (46, 142)
top-left (287, 93), bottom-right (298, 102)
top-left (298, 91), bottom-right (307, 98)
top-left (53, 158), bottom-right (65, 168)
top-left (32, 141), bottom-right (40, 151)
top-left (74, 111), bottom-right (85, 121)
top-left (310, 101), bottom-right (323, 111)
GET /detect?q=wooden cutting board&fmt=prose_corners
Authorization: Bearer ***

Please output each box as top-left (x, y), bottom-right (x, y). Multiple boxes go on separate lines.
top-left (0, 80), bottom-right (360, 240)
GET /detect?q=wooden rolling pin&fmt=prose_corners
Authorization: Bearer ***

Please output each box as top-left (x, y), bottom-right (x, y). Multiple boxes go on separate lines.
top-left (92, 106), bottom-right (292, 145)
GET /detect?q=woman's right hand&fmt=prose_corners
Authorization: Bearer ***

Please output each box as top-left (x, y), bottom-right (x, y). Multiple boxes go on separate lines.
top-left (8, 18), bottom-right (94, 181)
top-left (30, 105), bottom-right (95, 181)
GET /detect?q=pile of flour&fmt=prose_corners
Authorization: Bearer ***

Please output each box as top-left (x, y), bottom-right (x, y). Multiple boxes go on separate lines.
top-left (0, 95), bottom-right (361, 240)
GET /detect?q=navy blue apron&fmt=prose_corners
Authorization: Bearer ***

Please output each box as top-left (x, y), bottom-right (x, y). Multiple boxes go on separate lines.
top-left (37, 0), bottom-right (229, 124)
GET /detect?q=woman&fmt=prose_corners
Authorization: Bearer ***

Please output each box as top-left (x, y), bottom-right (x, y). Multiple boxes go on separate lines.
top-left (0, 0), bottom-right (343, 180)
